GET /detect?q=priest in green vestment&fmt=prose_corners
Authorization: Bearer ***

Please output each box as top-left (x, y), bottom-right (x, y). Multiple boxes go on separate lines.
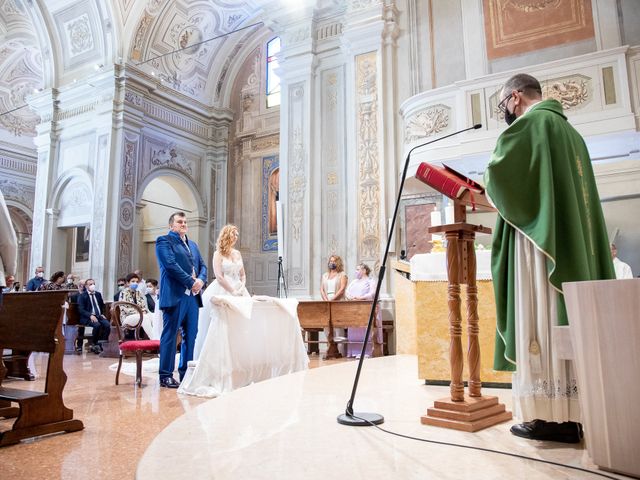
top-left (484, 74), bottom-right (614, 443)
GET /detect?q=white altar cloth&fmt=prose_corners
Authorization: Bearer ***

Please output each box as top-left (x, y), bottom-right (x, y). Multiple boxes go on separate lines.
top-left (178, 295), bottom-right (309, 398)
top-left (409, 250), bottom-right (492, 281)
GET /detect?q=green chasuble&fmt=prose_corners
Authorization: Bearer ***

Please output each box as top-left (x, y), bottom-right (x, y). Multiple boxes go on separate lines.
top-left (484, 99), bottom-right (615, 372)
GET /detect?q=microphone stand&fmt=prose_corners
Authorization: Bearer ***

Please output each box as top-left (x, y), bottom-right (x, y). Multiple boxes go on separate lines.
top-left (337, 123), bottom-right (482, 426)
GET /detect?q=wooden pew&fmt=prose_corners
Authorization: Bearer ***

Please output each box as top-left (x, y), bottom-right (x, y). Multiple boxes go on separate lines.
top-left (297, 301), bottom-right (383, 359)
top-left (0, 291), bottom-right (84, 446)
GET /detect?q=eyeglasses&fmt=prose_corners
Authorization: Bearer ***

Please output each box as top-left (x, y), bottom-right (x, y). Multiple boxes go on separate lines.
top-left (497, 90), bottom-right (523, 114)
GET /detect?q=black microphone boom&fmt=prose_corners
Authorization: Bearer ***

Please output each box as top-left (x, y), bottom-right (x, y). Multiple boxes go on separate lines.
top-left (337, 123), bottom-right (482, 427)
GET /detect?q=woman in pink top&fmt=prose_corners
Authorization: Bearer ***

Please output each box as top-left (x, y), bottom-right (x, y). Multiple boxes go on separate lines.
top-left (345, 263), bottom-right (381, 357)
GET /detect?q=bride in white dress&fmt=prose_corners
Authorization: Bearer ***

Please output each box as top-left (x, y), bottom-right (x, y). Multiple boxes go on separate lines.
top-left (179, 224), bottom-right (308, 397)
top-left (193, 225), bottom-right (250, 359)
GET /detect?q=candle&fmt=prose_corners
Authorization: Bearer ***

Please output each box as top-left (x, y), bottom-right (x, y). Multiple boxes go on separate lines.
top-left (445, 205), bottom-right (454, 224)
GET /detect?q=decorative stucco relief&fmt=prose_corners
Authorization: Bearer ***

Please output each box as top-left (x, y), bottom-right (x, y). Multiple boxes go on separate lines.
top-left (0, 35), bottom-right (42, 137)
top-left (0, 179), bottom-right (35, 210)
top-left (490, 74), bottom-right (591, 120)
top-left (123, 91), bottom-right (208, 137)
top-left (64, 13), bottom-right (94, 57)
top-left (289, 125), bottom-right (306, 244)
top-left (60, 182), bottom-right (92, 211)
top-left (349, 0), bottom-right (381, 12)
top-left (150, 144), bottom-right (194, 176)
top-left (252, 135), bottom-right (280, 152)
top-left (356, 52), bottom-right (381, 263)
top-left (117, 228), bottom-right (132, 277)
top-left (405, 105), bottom-right (451, 142)
top-left (542, 75), bottom-right (590, 110)
top-left (122, 140), bottom-right (137, 199)
top-left (0, 156), bottom-right (37, 176)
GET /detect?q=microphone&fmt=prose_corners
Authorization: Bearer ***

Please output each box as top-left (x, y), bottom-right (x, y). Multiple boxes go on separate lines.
top-left (337, 124), bottom-right (482, 427)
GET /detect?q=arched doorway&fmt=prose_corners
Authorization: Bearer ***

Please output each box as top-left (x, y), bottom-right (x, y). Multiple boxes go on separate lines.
top-left (7, 205), bottom-right (32, 287)
top-left (137, 175), bottom-right (203, 282)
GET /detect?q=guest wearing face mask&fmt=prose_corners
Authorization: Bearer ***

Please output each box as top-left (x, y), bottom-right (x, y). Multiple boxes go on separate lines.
top-left (320, 255), bottom-right (348, 354)
top-left (77, 278), bottom-right (111, 354)
top-left (345, 263), bottom-right (382, 357)
top-left (113, 277), bottom-right (126, 301)
top-left (145, 278), bottom-right (158, 313)
top-left (65, 274), bottom-right (77, 289)
top-left (320, 255), bottom-right (347, 301)
top-left (26, 266), bottom-right (46, 291)
top-left (118, 272), bottom-right (155, 339)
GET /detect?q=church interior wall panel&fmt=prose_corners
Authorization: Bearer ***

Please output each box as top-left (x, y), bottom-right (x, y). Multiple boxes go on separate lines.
top-left (57, 133), bottom-right (96, 175)
top-left (619, 0), bottom-right (640, 46)
top-left (431, 0), bottom-right (466, 88)
top-left (482, 0), bottom-right (595, 60)
top-left (320, 65), bottom-right (346, 260)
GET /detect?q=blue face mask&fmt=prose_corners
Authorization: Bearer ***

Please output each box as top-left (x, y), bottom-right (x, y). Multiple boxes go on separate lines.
top-left (129, 283), bottom-right (139, 290)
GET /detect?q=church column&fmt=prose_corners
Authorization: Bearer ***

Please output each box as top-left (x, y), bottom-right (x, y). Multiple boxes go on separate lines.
top-left (111, 77), bottom-right (145, 283)
top-left (342, 0), bottom-right (398, 279)
top-left (275, 12), bottom-right (319, 297)
top-left (206, 120), bottom-right (231, 263)
top-left (27, 88), bottom-right (60, 275)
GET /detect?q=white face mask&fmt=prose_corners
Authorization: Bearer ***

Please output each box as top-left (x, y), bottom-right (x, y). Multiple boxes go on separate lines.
top-left (87, 284), bottom-right (96, 292)
top-left (36, 272), bottom-right (44, 278)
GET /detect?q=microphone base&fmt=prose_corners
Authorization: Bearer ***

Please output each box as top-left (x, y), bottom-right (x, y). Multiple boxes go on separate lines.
top-left (337, 412), bottom-right (384, 427)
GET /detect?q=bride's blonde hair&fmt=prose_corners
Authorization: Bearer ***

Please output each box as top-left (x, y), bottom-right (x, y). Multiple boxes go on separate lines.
top-left (216, 224), bottom-right (238, 257)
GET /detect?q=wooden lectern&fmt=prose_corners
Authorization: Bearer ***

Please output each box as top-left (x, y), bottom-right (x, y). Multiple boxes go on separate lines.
top-left (420, 191), bottom-right (512, 432)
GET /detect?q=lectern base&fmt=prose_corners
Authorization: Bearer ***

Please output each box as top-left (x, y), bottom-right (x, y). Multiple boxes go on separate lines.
top-left (421, 395), bottom-right (512, 432)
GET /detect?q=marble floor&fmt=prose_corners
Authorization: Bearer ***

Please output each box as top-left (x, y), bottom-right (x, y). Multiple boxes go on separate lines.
top-left (0, 350), bottom-right (347, 480)
top-left (0, 353), bottom-right (631, 480)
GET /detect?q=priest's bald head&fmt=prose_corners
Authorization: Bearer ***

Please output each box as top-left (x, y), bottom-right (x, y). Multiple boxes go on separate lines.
top-left (498, 73), bottom-right (543, 125)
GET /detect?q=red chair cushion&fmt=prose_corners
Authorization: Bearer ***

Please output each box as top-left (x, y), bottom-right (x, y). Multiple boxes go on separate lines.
top-left (120, 340), bottom-right (160, 351)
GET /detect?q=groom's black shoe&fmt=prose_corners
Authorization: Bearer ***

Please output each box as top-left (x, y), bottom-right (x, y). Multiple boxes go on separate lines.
top-left (510, 419), bottom-right (583, 443)
top-left (159, 377), bottom-right (180, 389)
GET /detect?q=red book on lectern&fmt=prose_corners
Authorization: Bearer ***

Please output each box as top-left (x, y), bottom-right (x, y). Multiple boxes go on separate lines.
top-left (416, 162), bottom-right (485, 199)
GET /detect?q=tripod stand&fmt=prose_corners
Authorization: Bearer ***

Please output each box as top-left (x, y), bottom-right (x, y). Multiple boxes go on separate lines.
top-left (276, 256), bottom-right (288, 298)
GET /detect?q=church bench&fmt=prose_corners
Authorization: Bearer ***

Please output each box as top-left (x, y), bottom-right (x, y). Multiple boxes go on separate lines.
top-left (297, 300), bottom-right (384, 359)
top-left (0, 291), bottom-right (84, 446)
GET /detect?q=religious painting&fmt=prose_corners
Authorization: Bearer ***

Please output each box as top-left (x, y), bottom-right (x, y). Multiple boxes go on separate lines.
top-left (483, 0), bottom-right (595, 60)
top-left (262, 155), bottom-right (279, 252)
top-left (75, 226), bottom-right (90, 263)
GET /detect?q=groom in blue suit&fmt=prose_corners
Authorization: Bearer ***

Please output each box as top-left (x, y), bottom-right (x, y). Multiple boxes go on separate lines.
top-left (156, 211), bottom-right (207, 388)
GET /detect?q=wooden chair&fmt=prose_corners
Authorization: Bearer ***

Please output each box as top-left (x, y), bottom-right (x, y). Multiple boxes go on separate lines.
top-left (110, 301), bottom-right (160, 387)
top-left (0, 291), bottom-right (84, 446)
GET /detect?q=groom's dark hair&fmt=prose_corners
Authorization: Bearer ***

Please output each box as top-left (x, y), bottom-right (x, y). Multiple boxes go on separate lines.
top-left (168, 211), bottom-right (186, 225)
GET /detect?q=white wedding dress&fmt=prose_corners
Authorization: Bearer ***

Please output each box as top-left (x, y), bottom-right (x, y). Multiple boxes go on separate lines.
top-left (178, 257), bottom-right (309, 398)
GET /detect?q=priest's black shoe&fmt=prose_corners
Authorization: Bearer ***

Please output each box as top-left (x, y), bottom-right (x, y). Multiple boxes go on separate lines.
top-left (159, 377), bottom-right (180, 389)
top-left (510, 419), bottom-right (583, 443)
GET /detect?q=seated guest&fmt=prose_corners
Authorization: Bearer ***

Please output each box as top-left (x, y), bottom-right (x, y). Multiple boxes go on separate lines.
top-left (77, 279), bottom-right (111, 354)
top-left (3, 275), bottom-right (15, 294)
top-left (611, 243), bottom-right (634, 279)
top-left (134, 269), bottom-right (147, 296)
top-left (39, 271), bottom-right (67, 290)
top-left (145, 278), bottom-right (158, 313)
top-left (114, 277), bottom-right (126, 301)
top-left (119, 272), bottom-right (155, 339)
top-left (64, 273), bottom-right (77, 289)
top-left (69, 279), bottom-right (86, 303)
top-left (26, 266), bottom-right (45, 291)
top-left (345, 263), bottom-right (381, 357)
